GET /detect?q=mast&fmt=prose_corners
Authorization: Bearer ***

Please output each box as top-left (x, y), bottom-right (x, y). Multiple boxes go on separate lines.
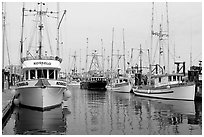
top-left (2, 3), bottom-right (10, 66)
top-left (122, 28), bottom-right (126, 73)
top-left (190, 21), bottom-right (192, 68)
top-left (38, 2), bottom-right (44, 59)
top-left (148, 2), bottom-right (154, 85)
top-left (101, 38), bottom-right (104, 74)
top-left (85, 38), bottom-right (88, 73)
top-left (80, 49), bottom-right (81, 74)
top-left (110, 27), bottom-right (114, 79)
top-left (20, 3), bottom-right (25, 63)
top-left (2, 2), bottom-right (5, 68)
top-left (139, 44), bottom-right (142, 74)
top-left (166, 2), bottom-right (170, 74)
top-left (56, 2), bottom-right (60, 57)
top-left (73, 51), bottom-right (77, 74)
top-left (117, 50), bottom-right (120, 69)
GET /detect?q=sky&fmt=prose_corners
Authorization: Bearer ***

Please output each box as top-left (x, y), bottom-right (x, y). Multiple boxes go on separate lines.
top-left (2, 2), bottom-right (202, 73)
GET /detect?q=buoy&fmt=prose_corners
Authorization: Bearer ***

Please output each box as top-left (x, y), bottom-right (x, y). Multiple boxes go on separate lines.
top-left (14, 90), bottom-right (19, 98)
top-left (14, 98), bottom-right (20, 106)
top-left (167, 85), bottom-right (171, 89)
top-left (63, 90), bottom-right (71, 101)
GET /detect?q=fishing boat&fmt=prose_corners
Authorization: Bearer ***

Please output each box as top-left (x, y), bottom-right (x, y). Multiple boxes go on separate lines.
top-left (107, 28), bottom-right (132, 93)
top-left (132, 2), bottom-right (195, 101)
top-left (80, 75), bottom-right (107, 90)
top-left (68, 77), bottom-right (81, 86)
top-left (133, 73), bottom-right (195, 100)
top-left (15, 3), bottom-right (71, 110)
top-left (67, 51), bottom-right (81, 86)
top-left (107, 75), bottom-right (132, 93)
top-left (80, 50), bottom-right (107, 91)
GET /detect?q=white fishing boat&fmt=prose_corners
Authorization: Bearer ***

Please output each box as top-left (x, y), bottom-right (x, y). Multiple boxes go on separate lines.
top-left (68, 80), bottom-right (80, 86)
top-left (107, 28), bottom-right (132, 93)
top-left (133, 73), bottom-right (195, 100)
top-left (107, 76), bottom-right (132, 93)
top-left (15, 3), bottom-right (71, 110)
top-left (132, 3), bottom-right (195, 101)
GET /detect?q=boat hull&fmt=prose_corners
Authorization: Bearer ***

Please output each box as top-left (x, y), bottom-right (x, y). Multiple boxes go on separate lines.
top-left (133, 83), bottom-right (195, 101)
top-left (16, 79), bottom-right (68, 110)
top-left (80, 81), bottom-right (107, 91)
top-left (68, 81), bottom-right (80, 86)
top-left (107, 83), bottom-right (132, 93)
top-left (16, 86), bottom-right (66, 110)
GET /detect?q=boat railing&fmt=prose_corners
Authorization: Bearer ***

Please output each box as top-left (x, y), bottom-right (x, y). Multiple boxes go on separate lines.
top-left (21, 56), bottom-right (62, 63)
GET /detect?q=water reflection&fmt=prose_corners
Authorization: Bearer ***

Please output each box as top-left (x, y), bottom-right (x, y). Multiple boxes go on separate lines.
top-left (14, 106), bottom-right (70, 135)
top-left (3, 87), bottom-right (202, 135)
top-left (65, 88), bottom-right (202, 135)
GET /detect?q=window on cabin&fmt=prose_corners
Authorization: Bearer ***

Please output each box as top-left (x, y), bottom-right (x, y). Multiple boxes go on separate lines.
top-left (49, 70), bottom-right (54, 79)
top-left (43, 69), bottom-right (47, 78)
top-left (159, 77), bottom-right (161, 83)
top-left (173, 76), bottom-right (176, 81)
top-left (55, 70), bottom-right (58, 79)
top-left (25, 70), bottom-right (28, 80)
top-left (177, 76), bottom-right (180, 81)
top-left (30, 70), bottom-right (35, 79)
top-left (168, 76), bottom-right (172, 81)
top-left (124, 79), bottom-right (128, 82)
top-left (120, 79), bottom-right (123, 83)
top-left (37, 70), bottom-right (43, 79)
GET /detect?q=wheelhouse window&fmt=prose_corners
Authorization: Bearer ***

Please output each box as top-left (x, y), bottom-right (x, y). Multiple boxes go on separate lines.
top-left (49, 70), bottom-right (54, 79)
top-left (124, 79), bottom-right (128, 82)
top-left (159, 77), bottom-right (161, 83)
top-left (37, 70), bottom-right (42, 78)
top-left (30, 70), bottom-right (35, 79)
top-left (177, 76), bottom-right (180, 81)
top-left (43, 69), bottom-right (47, 79)
top-left (55, 70), bottom-right (58, 79)
top-left (25, 70), bottom-right (28, 80)
top-left (168, 76), bottom-right (172, 81)
top-left (173, 76), bottom-right (176, 81)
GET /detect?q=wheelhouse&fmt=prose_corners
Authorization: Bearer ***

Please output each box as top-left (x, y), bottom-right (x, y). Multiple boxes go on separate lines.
top-left (23, 68), bottom-right (59, 80)
top-left (152, 74), bottom-right (184, 87)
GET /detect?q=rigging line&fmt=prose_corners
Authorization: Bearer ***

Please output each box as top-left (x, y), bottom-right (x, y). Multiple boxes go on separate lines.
top-left (44, 16), bottom-right (54, 55)
top-left (192, 52), bottom-right (202, 63)
top-left (162, 41), bottom-right (166, 72)
top-left (152, 38), bottom-right (159, 65)
top-left (28, 15), bottom-right (38, 52)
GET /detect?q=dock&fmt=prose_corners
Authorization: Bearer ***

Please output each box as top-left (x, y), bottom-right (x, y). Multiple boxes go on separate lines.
top-left (2, 87), bottom-right (15, 125)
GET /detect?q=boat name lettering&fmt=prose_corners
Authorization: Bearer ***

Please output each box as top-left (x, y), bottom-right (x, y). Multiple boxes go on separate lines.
top-left (56, 82), bottom-right (66, 86)
top-left (17, 82), bottom-right (28, 87)
top-left (33, 62), bottom-right (51, 65)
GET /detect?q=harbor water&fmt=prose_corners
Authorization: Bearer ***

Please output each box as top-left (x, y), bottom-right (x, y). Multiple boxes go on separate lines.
top-left (3, 86), bottom-right (202, 135)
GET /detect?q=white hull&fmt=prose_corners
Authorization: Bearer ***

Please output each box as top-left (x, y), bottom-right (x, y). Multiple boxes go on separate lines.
top-left (17, 86), bottom-right (66, 109)
top-left (107, 83), bottom-right (132, 93)
top-left (16, 79), bottom-right (68, 109)
top-left (133, 84), bottom-right (195, 101)
top-left (68, 81), bottom-right (80, 86)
